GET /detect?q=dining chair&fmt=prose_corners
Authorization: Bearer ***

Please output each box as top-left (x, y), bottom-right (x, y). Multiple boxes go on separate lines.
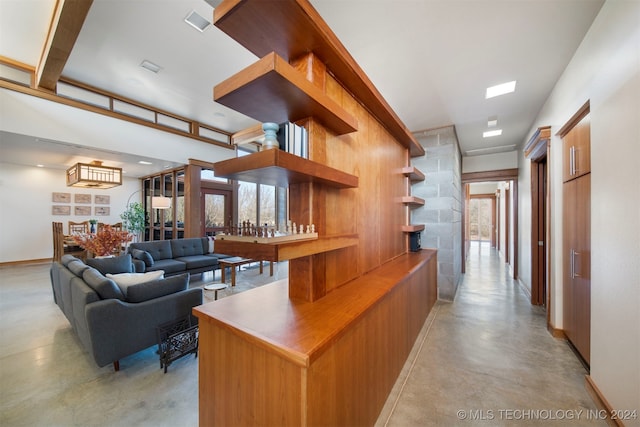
top-left (68, 221), bottom-right (89, 235)
top-left (52, 222), bottom-right (64, 262)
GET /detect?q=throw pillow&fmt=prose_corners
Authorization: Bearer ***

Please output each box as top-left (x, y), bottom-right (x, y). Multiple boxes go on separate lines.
top-left (125, 273), bottom-right (189, 303)
top-left (82, 267), bottom-right (125, 300)
top-left (131, 248), bottom-right (154, 267)
top-left (207, 236), bottom-right (215, 253)
top-left (86, 254), bottom-right (133, 275)
top-left (106, 270), bottom-right (165, 287)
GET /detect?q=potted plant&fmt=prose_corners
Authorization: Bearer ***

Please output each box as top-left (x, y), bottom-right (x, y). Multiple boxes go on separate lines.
top-left (73, 225), bottom-right (132, 257)
top-left (120, 201), bottom-right (146, 242)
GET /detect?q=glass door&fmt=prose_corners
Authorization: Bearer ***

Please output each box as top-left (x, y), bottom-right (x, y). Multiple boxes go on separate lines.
top-left (202, 189), bottom-right (231, 236)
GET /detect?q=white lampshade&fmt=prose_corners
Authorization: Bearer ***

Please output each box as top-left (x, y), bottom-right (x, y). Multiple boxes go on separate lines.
top-left (151, 196), bottom-right (171, 209)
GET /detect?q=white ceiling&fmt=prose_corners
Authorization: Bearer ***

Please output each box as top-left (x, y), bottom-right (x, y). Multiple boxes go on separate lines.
top-left (0, 0), bottom-right (604, 176)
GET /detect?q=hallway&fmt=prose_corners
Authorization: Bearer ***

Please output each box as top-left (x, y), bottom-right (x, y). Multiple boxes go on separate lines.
top-left (377, 241), bottom-right (603, 426)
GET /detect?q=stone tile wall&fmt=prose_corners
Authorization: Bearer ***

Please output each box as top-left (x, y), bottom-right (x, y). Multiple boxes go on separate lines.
top-left (410, 126), bottom-right (462, 300)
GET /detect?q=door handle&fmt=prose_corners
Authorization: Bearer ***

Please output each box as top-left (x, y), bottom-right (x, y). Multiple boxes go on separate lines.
top-left (570, 249), bottom-right (574, 279)
top-left (573, 251), bottom-right (581, 278)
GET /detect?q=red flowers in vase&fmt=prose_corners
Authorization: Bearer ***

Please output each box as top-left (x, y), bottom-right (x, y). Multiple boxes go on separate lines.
top-left (73, 225), bottom-right (133, 257)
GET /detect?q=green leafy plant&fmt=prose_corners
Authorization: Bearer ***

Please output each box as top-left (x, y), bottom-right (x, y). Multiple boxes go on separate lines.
top-left (120, 202), bottom-right (146, 240)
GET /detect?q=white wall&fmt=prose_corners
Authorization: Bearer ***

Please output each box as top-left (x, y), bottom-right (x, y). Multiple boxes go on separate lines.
top-left (462, 151), bottom-right (518, 173)
top-left (518, 1), bottom-right (639, 419)
top-left (0, 163), bottom-right (140, 263)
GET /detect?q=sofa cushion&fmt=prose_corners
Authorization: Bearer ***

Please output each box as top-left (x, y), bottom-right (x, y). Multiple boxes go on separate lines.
top-left (106, 270), bottom-right (165, 288)
top-left (61, 254), bottom-right (81, 266)
top-left (67, 260), bottom-right (90, 277)
top-left (86, 254), bottom-right (133, 275)
top-left (130, 248), bottom-right (154, 267)
top-left (129, 240), bottom-right (172, 261)
top-left (124, 273), bottom-right (189, 303)
top-left (174, 255), bottom-right (218, 270)
top-left (170, 238), bottom-right (206, 257)
top-left (146, 259), bottom-right (187, 275)
top-left (82, 267), bottom-right (124, 300)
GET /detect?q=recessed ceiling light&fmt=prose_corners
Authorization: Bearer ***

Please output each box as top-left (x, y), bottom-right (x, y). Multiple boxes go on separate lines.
top-left (140, 60), bottom-right (161, 74)
top-left (486, 81), bottom-right (516, 99)
top-left (487, 116), bottom-right (498, 127)
top-left (184, 10), bottom-right (211, 32)
top-left (483, 129), bottom-right (503, 138)
top-left (138, 160), bottom-right (153, 165)
top-left (36, 164), bottom-right (44, 168)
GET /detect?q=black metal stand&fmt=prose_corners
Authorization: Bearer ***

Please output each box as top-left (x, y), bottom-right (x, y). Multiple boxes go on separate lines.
top-left (156, 316), bottom-right (198, 373)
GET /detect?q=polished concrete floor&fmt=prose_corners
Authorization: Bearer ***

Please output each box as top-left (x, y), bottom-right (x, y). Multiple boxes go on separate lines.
top-left (0, 243), bottom-right (601, 426)
top-left (377, 242), bottom-right (602, 426)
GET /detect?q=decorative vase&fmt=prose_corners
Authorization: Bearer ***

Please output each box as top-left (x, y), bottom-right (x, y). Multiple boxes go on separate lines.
top-left (90, 223), bottom-right (96, 233)
top-left (262, 122), bottom-right (279, 150)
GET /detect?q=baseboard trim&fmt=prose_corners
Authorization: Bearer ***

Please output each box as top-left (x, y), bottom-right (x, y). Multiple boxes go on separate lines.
top-left (546, 323), bottom-right (567, 339)
top-left (0, 258), bottom-right (51, 267)
top-left (517, 277), bottom-right (532, 299)
top-left (585, 375), bottom-right (625, 427)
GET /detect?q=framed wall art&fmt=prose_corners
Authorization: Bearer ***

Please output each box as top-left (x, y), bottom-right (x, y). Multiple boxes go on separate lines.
top-left (74, 206), bottom-right (91, 216)
top-left (52, 192), bottom-right (71, 203)
top-left (95, 206), bottom-right (110, 216)
top-left (95, 195), bottom-right (110, 204)
top-left (75, 194), bottom-right (91, 204)
top-left (52, 205), bottom-right (71, 215)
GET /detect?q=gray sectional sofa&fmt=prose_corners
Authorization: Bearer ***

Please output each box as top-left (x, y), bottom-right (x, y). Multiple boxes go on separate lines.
top-left (50, 254), bottom-right (203, 371)
top-left (128, 237), bottom-right (230, 277)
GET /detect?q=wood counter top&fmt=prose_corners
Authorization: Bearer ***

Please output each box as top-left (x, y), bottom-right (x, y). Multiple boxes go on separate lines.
top-left (193, 249), bottom-right (436, 367)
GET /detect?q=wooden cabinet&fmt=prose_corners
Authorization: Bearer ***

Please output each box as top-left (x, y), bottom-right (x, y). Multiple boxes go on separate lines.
top-left (562, 113), bottom-right (591, 182)
top-left (561, 109), bottom-right (591, 365)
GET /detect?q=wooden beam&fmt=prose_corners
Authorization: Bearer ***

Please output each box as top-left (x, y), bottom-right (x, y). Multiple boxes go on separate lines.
top-left (461, 168), bottom-right (519, 183)
top-left (36, 0), bottom-right (93, 91)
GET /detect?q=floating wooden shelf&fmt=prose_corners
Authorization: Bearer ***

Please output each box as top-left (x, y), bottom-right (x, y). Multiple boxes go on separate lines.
top-left (401, 224), bottom-right (425, 233)
top-left (213, 149), bottom-right (358, 188)
top-left (401, 196), bottom-right (425, 207)
top-left (214, 52), bottom-right (358, 136)
top-left (402, 166), bottom-right (425, 182)
top-left (214, 0), bottom-right (424, 157)
top-left (214, 234), bottom-right (359, 262)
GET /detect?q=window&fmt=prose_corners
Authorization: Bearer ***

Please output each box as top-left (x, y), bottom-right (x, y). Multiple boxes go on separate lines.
top-left (469, 198), bottom-right (492, 241)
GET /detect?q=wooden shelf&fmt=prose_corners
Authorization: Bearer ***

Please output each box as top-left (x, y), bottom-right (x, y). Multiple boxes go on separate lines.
top-left (401, 196), bottom-right (425, 207)
top-left (214, 52), bottom-right (358, 136)
top-left (214, 0), bottom-right (424, 157)
top-left (401, 224), bottom-right (425, 233)
top-left (214, 234), bottom-right (359, 262)
top-left (213, 149), bottom-right (358, 188)
top-left (402, 166), bottom-right (425, 182)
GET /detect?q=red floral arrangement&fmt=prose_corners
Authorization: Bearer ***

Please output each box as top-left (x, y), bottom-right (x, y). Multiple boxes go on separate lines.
top-left (73, 225), bottom-right (133, 256)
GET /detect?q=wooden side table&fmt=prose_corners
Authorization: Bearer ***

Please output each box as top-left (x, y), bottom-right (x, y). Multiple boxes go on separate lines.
top-left (219, 257), bottom-right (254, 287)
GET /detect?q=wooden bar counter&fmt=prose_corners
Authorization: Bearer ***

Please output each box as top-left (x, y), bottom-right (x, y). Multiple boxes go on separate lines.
top-left (194, 249), bottom-right (437, 426)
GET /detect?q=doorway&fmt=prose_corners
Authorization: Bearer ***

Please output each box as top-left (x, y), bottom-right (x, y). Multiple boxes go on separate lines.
top-left (468, 195), bottom-right (496, 247)
top-left (524, 126), bottom-right (551, 308)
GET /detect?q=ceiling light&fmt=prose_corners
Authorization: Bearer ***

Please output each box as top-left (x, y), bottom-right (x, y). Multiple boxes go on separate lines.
top-left (67, 161), bottom-right (122, 189)
top-left (487, 116), bottom-right (498, 127)
top-left (486, 81), bottom-right (516, 99)
top-left (140, 60), bottom-right (161, 74)
top-left (184, 10), bottom-right (211, 32)
top-left (36, 164), bottom-right (44, 168)
top-left (466, 144), bottom-right (516, 155)
top-left (138, 160), bottom-right (153, 165)
top-left (483, 129), bottom-right (502, 138)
